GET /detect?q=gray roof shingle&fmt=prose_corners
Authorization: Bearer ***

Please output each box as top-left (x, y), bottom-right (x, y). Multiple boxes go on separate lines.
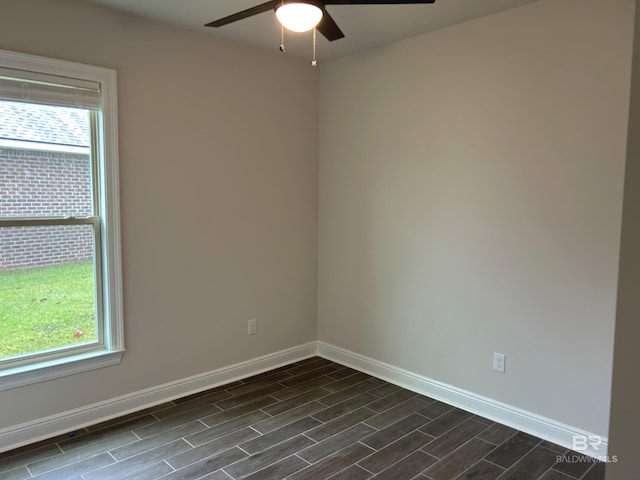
top-left (0, 100), bottom-right (90, 147)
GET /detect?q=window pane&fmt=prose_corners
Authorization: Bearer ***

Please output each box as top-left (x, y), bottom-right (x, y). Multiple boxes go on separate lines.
top-left (0, 224), bottom-right (97, 361)
top-left (0, 100), bottom-right (93, 218)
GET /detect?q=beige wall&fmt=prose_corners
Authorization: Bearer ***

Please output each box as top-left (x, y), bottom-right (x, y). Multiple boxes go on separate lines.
top-left (0, 0), bottom-right (318, 428)
top-left (607, 0), bottom-right (640, 477)
top-left (318, 0), bottom-right (633, 436)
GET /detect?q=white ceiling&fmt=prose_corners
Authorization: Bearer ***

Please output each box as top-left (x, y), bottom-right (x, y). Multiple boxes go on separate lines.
top-left (81, 0), bottom-right (541, 61)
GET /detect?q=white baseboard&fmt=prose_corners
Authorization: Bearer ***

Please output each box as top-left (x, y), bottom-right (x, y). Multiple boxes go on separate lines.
top-left (0, 342), bottom-right (317, 453)
top-left (317, 341), bottom-right (608, 459)
top-left (1, 341), bottom-right (609, 461)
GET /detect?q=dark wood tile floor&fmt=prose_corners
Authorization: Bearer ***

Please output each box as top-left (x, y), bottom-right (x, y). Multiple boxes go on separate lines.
top-left (0, 357), bottom-right (605, 480)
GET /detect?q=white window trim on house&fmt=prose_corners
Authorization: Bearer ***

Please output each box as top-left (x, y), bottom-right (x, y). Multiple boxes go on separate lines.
top-left (0, 49), bottom-right (124, 390)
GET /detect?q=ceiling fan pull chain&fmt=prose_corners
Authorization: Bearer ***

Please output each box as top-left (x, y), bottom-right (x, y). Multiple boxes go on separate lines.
top-left (280, 24), bottom-right (286, 52)
top-left (312, 27), bottom-right (318, 67)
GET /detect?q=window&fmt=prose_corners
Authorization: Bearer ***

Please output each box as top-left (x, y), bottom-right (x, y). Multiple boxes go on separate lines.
top-left (0, 49), bottom-right (123, 390)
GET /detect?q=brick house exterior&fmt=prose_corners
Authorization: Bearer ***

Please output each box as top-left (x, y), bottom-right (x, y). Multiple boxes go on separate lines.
top-left (0, 101), bottom-right (93, 270)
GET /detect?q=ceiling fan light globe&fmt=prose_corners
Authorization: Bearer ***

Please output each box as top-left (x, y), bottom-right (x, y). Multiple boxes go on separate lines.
top-left (275, 3), bottom-right (323, 33)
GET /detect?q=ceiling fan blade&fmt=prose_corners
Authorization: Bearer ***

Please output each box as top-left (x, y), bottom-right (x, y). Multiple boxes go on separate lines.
top-left (324, 1), bottom-right (435, 4)
top-left (205, 0), bottom-right (435, 42)
top-left (317, 10), bottom-right (345, 41)
top-left (205, 1), bottom-right (278, 28)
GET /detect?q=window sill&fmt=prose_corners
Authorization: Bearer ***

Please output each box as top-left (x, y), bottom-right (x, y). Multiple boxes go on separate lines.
top-left (0, 349), bottom-right (125, 391)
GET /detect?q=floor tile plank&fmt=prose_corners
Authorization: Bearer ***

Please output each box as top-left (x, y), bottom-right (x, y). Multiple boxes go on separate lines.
top-left (223, 435), bottom-right (314, 478)
top-left (358, 430), bottom-right (433, 474)
top-left (298, 423), bottom-right (377, 464)
top-left (582, 462), bottom-right (606, 480)
top-left (0, 444), bottom-right (62, 476)
top-left (0, 466), bottom-right (30, 480)
top-left (321, 373), bottom-right (374, 393)
top-left (365, 398), bottom-right (433, 430)
top-left (416, 401), bottom-right (454, 421)
top-left (252, 400), bottom-right (326, 434)
top-left (327, 464), bottom-right (373, 480)
top-left (185, 410), bottom-right (270, 447)
top-left (419, 409), bottom-right (474, 438)
top-left (498, 445), bottom-right (558, 480)
top-left (214, 383), bottom-right (287, 410)
top-left (312, 393), bottom-right (379, 423)
top-left (109, 420), bottom-right (206, 461)
top-left (30, 453), bottom-right (115, 480)
top-left (29, 430), bottom-right (135, 477)
top-left (157, 447), bottom-right (247, 480)
top-left (365, 389), bottom-right (418, 412)
top-left (374, 450), bottom-right (438, 480)
top-left (422, 419), bottom-right (491, 458)
top-left (279, 365), bottom-right (343, 386)
top-left (167, 427), bottom-right (259, 469)
top-left (452, 459), bottom-right (505, 480)
top-left (262, 387), bottom-right (332, 415)
top-left (423, 438), bottom-right (496, 480)
top-left (552, 451), bottom-right (598, 478)
top-left (152, 391), bottom-right (232, 419)
top-left (318, 380), bottom-right (381, 407)
top-left (288, 443), bottom-right (375, 480)
top-left (199, 471), bottom-right (233, 480)
top-left (483, 431), bottom-right (540, 469)
top-left (269, 376), bottom-right (340, 402)
top-left (306, 407), bottom-right (377, 442)
top-left (200, 395), bottom-right (277, 428)
top-left (239, 416), bottom-right (322, 455)
top-left (241, 455), bottom-right (309, 480)
top-left (538, 470), bottom-right (576, 480)
top-left (361, 413), bottom-right (432, 451)
top-left (476, 423), bottom-right (518, 446)
top-left (84, 439), bottom-right (189, 480)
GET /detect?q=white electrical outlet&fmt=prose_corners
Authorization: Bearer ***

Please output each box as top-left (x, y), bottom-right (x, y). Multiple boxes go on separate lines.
top-left (493, 352), bottom-right (506, 373)
top-left (248, 319), bottom-right (257, 335)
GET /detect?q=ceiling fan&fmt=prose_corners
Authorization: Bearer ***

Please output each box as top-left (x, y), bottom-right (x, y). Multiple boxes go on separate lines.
top-left (205, 1), bottom-right (437, 42)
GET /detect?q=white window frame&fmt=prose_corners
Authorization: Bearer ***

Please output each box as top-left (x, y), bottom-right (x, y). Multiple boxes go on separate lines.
top-left (0, 49), bottom-right (124, 390)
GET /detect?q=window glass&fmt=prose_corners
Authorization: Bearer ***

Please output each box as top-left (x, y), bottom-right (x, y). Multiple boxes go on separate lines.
top-left (0, 225), bottom-right (98, 360)
top-left (0, 101), bottom-right (93, 218)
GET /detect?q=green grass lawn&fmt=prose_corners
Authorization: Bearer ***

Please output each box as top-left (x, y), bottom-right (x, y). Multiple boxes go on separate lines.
top-left (0, 261), bottom-right (97, 360)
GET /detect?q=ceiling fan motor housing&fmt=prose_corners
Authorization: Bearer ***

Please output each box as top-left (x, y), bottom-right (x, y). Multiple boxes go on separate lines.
top-left (275, 0), bottom-right (325, 10)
